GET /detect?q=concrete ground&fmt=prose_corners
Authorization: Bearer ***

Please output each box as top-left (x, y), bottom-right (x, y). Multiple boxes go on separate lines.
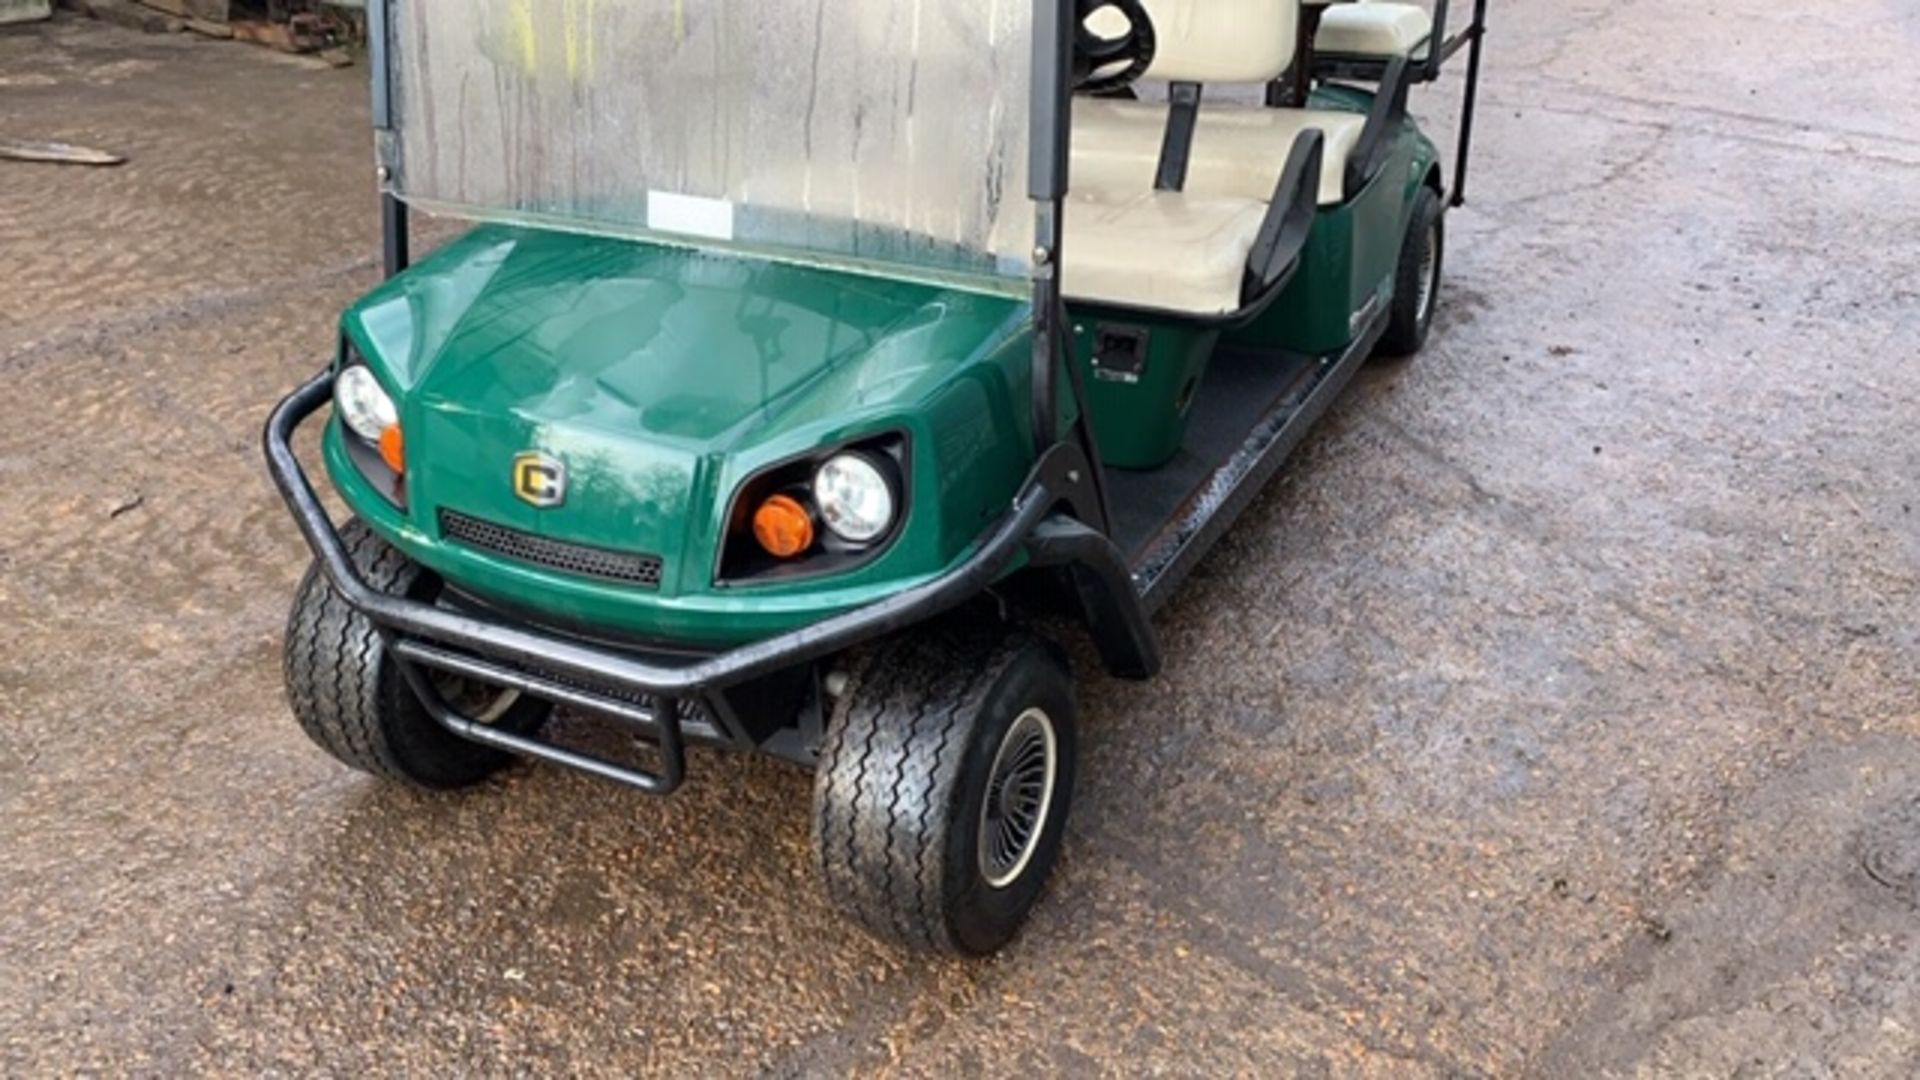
top-left (3, 3), bottom-right (1918, 1075)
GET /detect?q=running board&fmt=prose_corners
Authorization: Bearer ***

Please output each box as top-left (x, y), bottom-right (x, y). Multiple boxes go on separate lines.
top-left (1130, 315), bottom-right (1387, 612)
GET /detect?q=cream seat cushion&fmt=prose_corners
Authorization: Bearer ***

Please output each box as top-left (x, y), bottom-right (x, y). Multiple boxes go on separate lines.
top-left (1059, 187), bottom-right (1269, 314)
top-left (1073, 98), bottom-right (1364, 207)
top-left (1316, 2), bottom-right (1433, 57)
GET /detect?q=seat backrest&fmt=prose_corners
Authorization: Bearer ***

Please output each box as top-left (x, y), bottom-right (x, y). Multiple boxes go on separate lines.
top-left (1138, 0), bottom-right (1298, 85)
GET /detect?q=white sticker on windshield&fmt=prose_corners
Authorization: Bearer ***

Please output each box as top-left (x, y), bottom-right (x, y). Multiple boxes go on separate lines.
top-left (646, 191), bottom-right (736, 242)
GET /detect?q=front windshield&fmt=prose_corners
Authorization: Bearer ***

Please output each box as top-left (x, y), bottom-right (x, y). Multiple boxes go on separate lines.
top-left (385, 0), bottom-right (1035, 291)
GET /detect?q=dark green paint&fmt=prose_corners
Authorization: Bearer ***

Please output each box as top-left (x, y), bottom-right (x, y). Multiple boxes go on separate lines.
top-left (1065, 314), bottom-right (1219, 469)
top-left (325, 95), bottom-right (1437, 647)
top-left (1230, 87), bottom-right (1441, 355)
top-left (331, 226), bottom-right (1034, 645)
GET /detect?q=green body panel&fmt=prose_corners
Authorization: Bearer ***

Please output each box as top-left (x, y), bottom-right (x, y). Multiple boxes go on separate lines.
top-left (330, 225), bottom-right (1035, 646)
top-left (1067, 313), bottom-right (1219, 469)
top-left (323, 90), bottom-right (1438, 647)
top-left (1227, 87), bottom-right (1441, 356)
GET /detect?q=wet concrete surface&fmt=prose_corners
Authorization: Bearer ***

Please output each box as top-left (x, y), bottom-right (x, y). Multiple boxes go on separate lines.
top-left (3, 4), bottom-right (1918, 1075)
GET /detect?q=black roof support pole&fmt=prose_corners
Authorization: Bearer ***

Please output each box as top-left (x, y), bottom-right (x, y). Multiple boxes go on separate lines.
top-left (1450, 0), bottom-right (1488, 207)
top-left (369, 0), bottom-right (409, 277)
top-left (1028, 0), bottom-right (1071, 461)
top-left (1027, 0), bottom-right (1113, 536)
top-left (381, 195), bottom-right (410, 280)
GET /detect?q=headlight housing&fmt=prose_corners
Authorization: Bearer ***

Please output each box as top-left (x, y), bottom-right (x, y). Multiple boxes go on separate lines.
top-left (333, 344), bottom-right (407, 508)
top-left (335, 364), bottom-right (398, 442)
top-left (814, 452), bottom-right (896, 544)
top-left (717, 434), bottom-right (907, 584)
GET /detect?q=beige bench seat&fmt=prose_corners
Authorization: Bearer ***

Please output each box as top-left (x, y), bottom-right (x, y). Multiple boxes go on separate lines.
top-left (1055, 0), bottom-right (1346, 316)
top-left (1059, 188), bottom-right (1270, 314)
top-left (1073, 98), bottom-right (1365, 207)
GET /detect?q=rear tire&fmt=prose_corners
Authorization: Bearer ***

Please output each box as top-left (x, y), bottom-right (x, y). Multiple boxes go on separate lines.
top-left (282, 518), bottom-right (550, 789)
top-left (813, 628), bottom-right (1077, 955)
top-left (1377, 185), bottom-right (1445, 358)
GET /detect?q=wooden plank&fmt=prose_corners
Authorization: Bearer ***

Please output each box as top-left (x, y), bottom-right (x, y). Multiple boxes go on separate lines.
top-left (228, 13), bottom-right (338, 54)
top-left (229, 18), bottom-right (296, 50)
top-left (0, 138), bottom-right (125, 166)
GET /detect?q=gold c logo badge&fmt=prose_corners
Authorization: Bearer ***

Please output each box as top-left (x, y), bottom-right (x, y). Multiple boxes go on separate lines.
top-left (512, 452), bottom-right (566, 508)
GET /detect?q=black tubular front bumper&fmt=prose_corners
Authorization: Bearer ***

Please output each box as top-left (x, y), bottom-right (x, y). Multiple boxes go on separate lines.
top-left (263, 371), bottom-right (1157, 794)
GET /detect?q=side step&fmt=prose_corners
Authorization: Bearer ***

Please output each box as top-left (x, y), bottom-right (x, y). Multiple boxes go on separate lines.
top-left (1128, 312), bottom-right (1387, 612)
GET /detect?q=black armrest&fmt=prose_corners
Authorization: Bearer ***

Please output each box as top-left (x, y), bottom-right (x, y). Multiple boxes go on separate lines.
top-left (1343, 54), bottom-right (1411, 200)
top-left (1244, 129), bottom-right (1325, 303)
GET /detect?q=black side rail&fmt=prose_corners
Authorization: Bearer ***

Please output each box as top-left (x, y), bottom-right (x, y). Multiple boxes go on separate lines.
top-left (1244, 130), bottom-right (1325, 303)
top-left (1343, 54), bottom-right (1412, 200)
top-left (1422, 0), bottom-right (1490, 83)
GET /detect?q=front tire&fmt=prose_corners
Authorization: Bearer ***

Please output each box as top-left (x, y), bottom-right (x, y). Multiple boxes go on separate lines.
top-left (282, 518), bottom-right (550, 789)
top-left (1377, 184), bottom-right (1445, 358)
top-left (813, 629), bottom-right (1078, 955)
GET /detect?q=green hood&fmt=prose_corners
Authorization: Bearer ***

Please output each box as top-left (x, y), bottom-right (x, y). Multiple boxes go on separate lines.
top-left (339, 225), bottom-right (1032, 601)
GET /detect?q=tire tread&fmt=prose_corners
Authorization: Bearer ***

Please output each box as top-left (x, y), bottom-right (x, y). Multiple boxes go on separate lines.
top-left (280, 519), bottom-right (539, 789)
top-left (1378, 184), bottom-right (1445, 358)
top-left (813, 629), bottom-right (1058, 953)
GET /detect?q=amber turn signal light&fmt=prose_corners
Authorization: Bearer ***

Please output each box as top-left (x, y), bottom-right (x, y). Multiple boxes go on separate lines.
top-left (378, 424), bottom-right (406, 474)
top-left (752, 494), bottom-right (815, 559)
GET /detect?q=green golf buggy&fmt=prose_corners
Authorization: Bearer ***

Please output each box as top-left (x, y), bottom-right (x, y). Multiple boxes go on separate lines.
top-left (265, 0), bottom-right (1488, 954)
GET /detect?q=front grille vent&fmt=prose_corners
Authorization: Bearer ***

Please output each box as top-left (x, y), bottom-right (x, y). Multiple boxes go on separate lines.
top-left (439, 509), bottom-right (663, 589)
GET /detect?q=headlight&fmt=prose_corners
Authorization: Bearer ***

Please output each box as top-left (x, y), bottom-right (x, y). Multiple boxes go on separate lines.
top-left (335, 365), bottom-right (398, 442)
top-left (814, 452), bottom-right (896, 544)
top-left (717, 436), bottom-right (905, 584)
